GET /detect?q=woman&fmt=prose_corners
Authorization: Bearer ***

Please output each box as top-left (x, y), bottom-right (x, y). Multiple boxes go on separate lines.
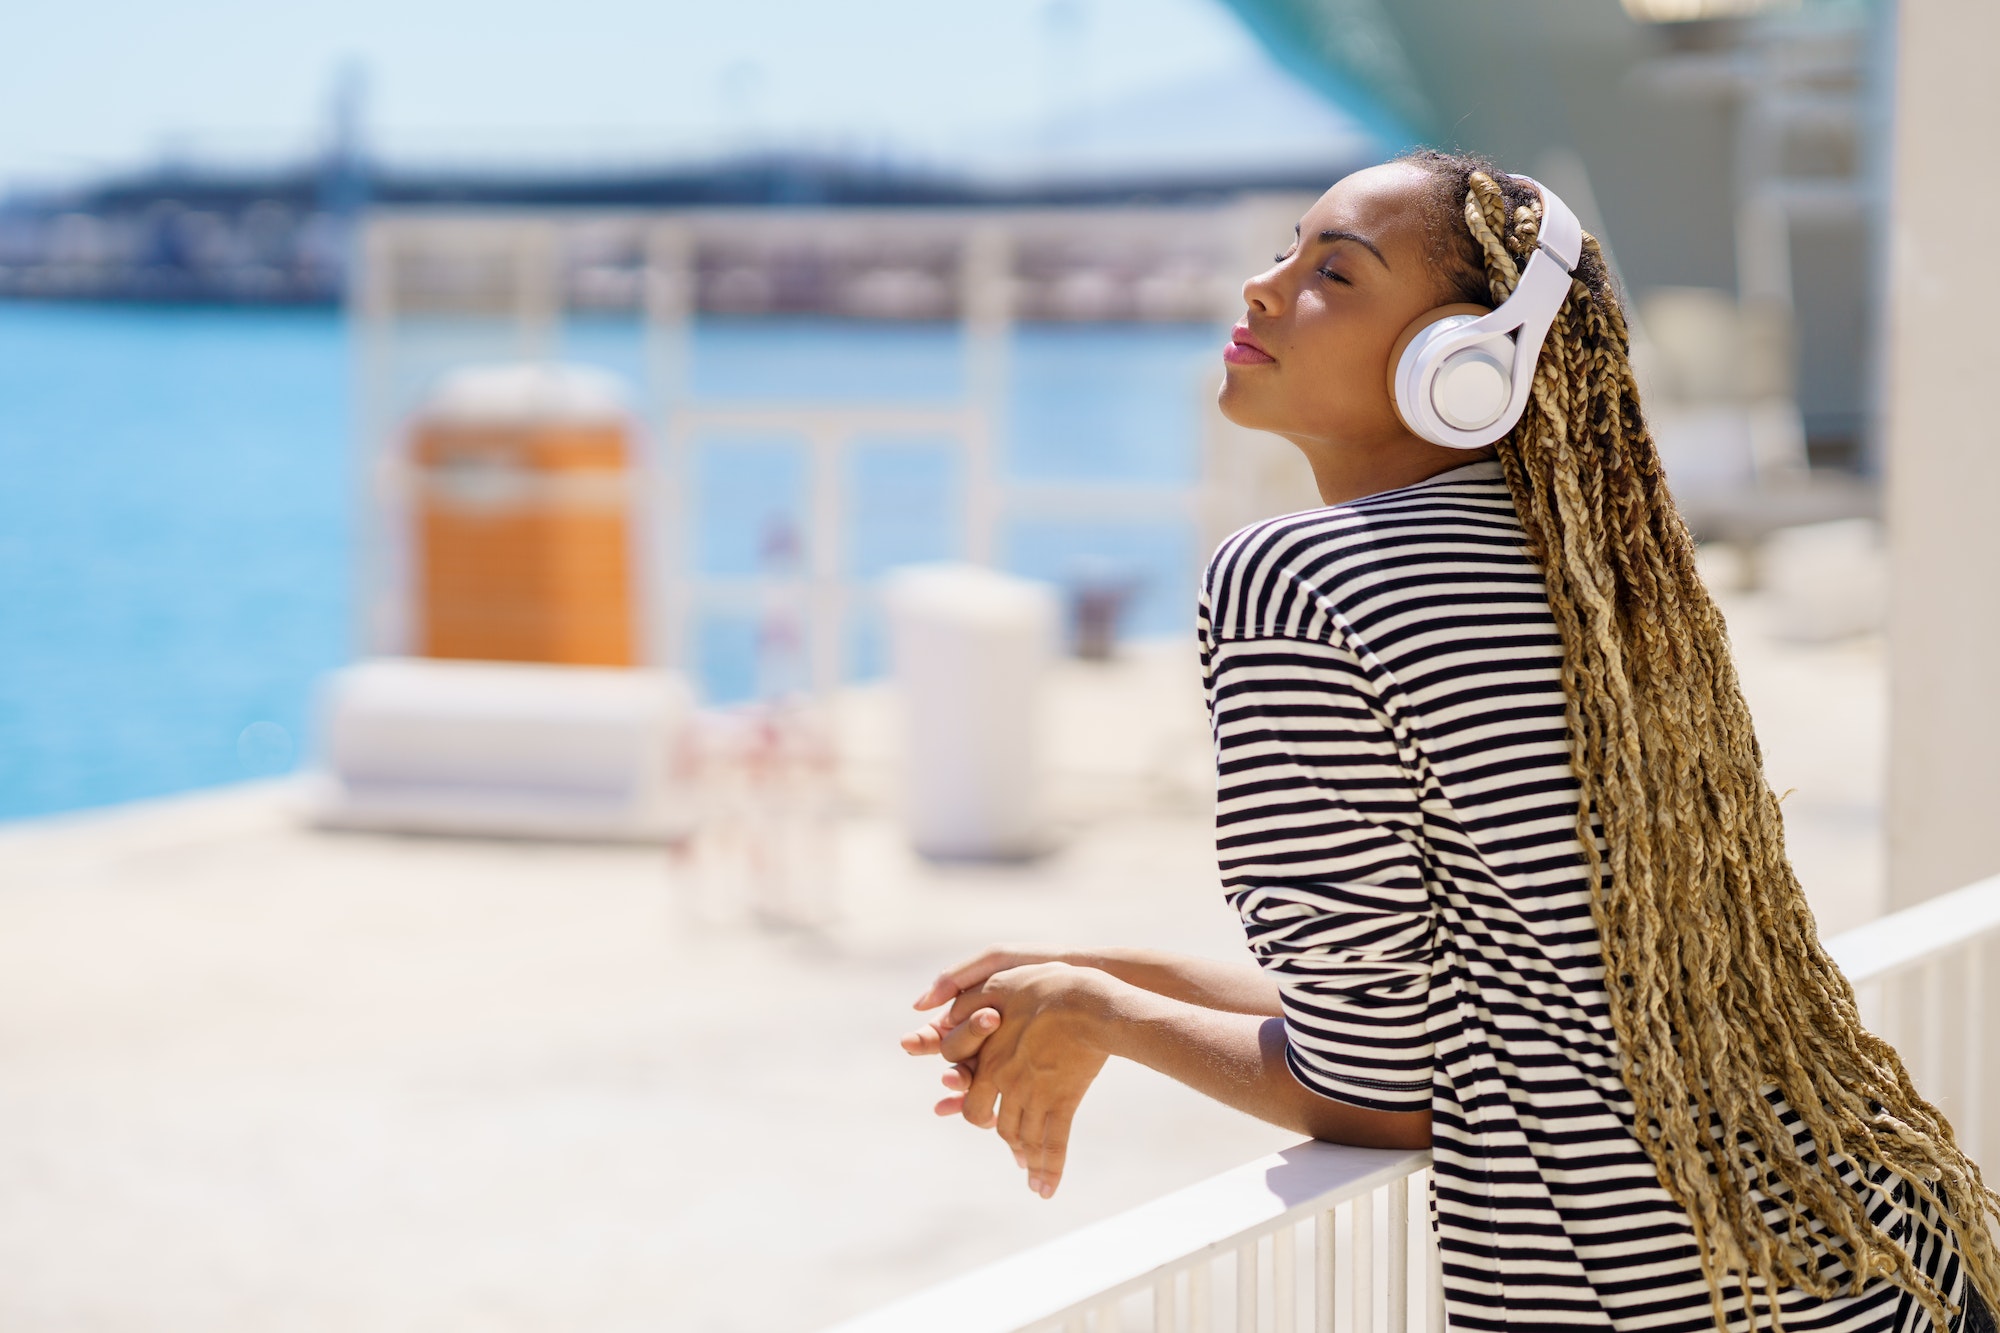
top-left (901, 151), bottom-right (1999, 1331)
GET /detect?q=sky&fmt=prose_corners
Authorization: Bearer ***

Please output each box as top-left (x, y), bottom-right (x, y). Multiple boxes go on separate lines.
top-left (0, 0), bottom-right (1378, 189)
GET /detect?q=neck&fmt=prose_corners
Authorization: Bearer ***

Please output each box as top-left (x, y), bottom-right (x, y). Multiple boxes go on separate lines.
top-left (1290, 434), bottom-right (1492, 507)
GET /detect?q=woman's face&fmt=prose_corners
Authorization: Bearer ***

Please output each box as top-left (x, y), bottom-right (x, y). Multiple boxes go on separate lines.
top-left (1218, 162), bottom-right (1465, 450)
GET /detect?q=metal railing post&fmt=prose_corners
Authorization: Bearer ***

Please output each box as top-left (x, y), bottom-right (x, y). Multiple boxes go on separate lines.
top-left (642, 221), bottom-right (693, 672)
top-left (960, 224), bottom-right (1011, 569)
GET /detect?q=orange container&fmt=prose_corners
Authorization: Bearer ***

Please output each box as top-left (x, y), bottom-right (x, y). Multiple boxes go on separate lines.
top-left (410, 365), bottom-right (637, 667)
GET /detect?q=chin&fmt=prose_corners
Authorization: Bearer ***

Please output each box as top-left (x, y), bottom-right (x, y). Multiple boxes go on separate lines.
top-left (1216, 374), bottom-right (1260, 430)
top-left (1216, 373), bottom-right (1289, 434)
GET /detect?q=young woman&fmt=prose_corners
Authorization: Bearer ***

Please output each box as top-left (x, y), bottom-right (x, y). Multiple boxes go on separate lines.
top-left (901, 151), bottom-right (1999, 1331)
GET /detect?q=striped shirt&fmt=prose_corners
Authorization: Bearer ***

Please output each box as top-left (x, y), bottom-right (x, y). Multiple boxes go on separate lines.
top-left (1201, 461), bottom-right (1968, 1331)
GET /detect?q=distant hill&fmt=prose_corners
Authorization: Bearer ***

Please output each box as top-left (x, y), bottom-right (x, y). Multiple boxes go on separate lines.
top-left (0, 148), bottom-right (1370, 307)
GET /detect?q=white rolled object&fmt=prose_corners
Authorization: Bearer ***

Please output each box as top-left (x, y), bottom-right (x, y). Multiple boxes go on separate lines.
top-left (884, 565), bottom-right (1059, 860)
top-left (308, 658), bottom-right (696, 841)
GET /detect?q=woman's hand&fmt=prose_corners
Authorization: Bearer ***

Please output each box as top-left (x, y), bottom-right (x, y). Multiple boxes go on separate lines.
top-left (933, 961), bottom-right (1114, 1199)
top-left (900, 945), bottom-right (1069, 1121)
top-left (909, 943), bottom-right (1072, 1012)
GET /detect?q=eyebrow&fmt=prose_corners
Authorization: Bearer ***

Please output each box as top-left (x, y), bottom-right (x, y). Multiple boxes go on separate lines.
top-left (1295, 223), bottom-right (1390, 269)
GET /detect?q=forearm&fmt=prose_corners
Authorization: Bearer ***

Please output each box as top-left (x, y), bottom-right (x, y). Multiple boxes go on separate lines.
top-left (1084, 977), bottom-right (1430, 1149)
top-left (1061, 946), bottom-right (1282, 1017)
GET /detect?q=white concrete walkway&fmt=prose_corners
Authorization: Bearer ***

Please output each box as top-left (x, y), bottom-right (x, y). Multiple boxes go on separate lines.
top-left (0, 596), bottom-right (1883, 1332)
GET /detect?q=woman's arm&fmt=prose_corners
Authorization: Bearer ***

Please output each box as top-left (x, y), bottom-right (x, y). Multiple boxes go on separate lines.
top-left (1065, 946), bottom-right (1282, 1016)
top-left (911, 944), bottom-right (1280, 1018)
top-left (936, 961), bottom-right (1429, 1198)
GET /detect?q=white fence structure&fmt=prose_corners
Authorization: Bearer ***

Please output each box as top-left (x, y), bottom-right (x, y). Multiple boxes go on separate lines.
top-left (350, 202), bottom-right (1316, 691)
top-left (827, 874), bottom-right (2000, 1333)
top-left (1832, 873), bottom-right (2000, 1165)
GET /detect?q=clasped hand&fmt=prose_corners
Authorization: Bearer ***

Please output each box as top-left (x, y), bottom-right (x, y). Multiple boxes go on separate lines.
top-left (899, 948), bottom-right (1110, 1199)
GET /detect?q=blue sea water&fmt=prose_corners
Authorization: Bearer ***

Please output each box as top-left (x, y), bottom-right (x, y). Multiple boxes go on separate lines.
top-left (0, 303), bottom-right (1221, 822)
top-left (0, 305), bottom-right (351, 823)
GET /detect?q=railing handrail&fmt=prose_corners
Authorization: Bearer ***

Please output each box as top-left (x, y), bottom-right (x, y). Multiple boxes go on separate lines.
top-left (821, 1142), bottom-right (1429, 1333)
top-left (1823, 872), bottom-right (2000, 984)
top-left (830, 875), bottom-right (2000, 1333)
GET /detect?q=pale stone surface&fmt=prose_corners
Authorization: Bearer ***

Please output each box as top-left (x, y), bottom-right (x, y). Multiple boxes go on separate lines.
top-left (1884, 0), bottom-right (2000, 908)
top-left (0, 616), bottom-right (1882, 1332)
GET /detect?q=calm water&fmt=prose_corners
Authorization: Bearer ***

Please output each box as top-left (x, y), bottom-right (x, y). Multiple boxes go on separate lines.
top-left (0, 303), bottom-right (1220, 822)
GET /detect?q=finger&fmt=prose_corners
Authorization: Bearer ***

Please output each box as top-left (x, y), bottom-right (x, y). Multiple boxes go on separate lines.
top-left (944, 983), bottom-right (995, 1029)
top-left (961, 1058), bottom-right (1002, 1129)
top-left (912, 970), bottom-right (963, 1011)
top-left (932, 1093), bottom-right (967, 1117)
top-left (939, 1008), bottom-right (1001, 1063)
top-left (996, 1088), bottom-right (1026, 1162)
top-left (940, 1063), bottom-right (972, 1092)
top-left (899, 1022), bottom-right (944, 1057)
top-left (914, 947), bottom-right (1025, 1010)
top-left (913, 957), bottom-right (986, 1011)
top-left (1032, 1104), bottom-right (1078, 1198)
top-left (1018, 1104), bottom-right (1050, 1194)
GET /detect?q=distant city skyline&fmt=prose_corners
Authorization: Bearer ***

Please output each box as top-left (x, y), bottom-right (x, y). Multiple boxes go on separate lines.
top-left (2, 0), bottom-right (1376, 190)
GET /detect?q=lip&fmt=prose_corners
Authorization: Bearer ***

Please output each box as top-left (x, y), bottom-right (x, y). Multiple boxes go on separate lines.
top-left (1224, 325), bottom-right (1275, 366)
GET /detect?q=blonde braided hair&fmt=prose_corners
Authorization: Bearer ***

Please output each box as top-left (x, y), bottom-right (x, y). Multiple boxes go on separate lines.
top-left (1403, 150), bottom-right (1999, 1330)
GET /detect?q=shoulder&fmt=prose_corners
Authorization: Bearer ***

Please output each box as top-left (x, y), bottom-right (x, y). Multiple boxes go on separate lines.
top-left (1202, 461), bottom-right (1527, 645)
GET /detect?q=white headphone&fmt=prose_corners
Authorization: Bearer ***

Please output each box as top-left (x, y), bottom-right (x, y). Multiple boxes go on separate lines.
top-left (1389, 177), bottom-right (1584, 449)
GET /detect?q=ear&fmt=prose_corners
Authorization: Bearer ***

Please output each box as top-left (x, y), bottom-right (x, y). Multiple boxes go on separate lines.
top-left (1386, 302), bottom-right (1491, 430)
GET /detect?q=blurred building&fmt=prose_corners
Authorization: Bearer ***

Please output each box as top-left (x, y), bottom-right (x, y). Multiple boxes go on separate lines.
top-left (1226, 0), bottom-right (1884, 466)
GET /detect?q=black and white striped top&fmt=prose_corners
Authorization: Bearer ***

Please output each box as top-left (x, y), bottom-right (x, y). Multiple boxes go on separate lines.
top-left (1201, 461), bottom-right (1967, 1331)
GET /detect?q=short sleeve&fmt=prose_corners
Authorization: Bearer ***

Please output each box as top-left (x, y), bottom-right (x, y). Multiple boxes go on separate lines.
top-left (1208, 631), bottom-right (1435, 1115)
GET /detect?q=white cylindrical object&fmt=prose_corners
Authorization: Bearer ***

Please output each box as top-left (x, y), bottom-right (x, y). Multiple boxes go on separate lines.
top-left (884, 564), bottom-right (1057, 860)
top-left (309, 657), bottom-right (696, 842)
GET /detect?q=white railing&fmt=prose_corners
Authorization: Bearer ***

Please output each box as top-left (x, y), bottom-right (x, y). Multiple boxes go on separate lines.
top-left (1825, 872), bottom-right (2000, 1163)
top-left (823, 1141), bottom-right (1439, 1333)
top-left (350, 209), bottom-right (1268, 679)
top-left (827, 873), bottom-right (2000, 1333)
top-left (652, 401), bottom-right (1206, 695)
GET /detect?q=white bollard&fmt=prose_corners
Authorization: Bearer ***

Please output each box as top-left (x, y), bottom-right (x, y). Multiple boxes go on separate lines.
top-left (883, 564), bottom-right (1059, 860)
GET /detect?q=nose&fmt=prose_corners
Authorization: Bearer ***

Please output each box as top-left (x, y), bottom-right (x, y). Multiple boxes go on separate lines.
top-left (1241, 263), bottom-right (1283, 317)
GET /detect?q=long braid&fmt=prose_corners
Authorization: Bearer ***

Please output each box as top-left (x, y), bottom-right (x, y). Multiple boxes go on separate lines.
top-left (1405, 151), bottom-right (2000, 1330)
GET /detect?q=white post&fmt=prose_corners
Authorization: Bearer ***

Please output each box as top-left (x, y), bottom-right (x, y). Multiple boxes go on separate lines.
top-left (1967, 946), bottom-right (1986, 1162)
top-left (808, 421), bottom-right (846, 694)
top-left (353, 217), bottom-right (405, 658)
top-left (1882, 0), bottom-right (2000, 1157)
top-left (1387, 1178), bottom-right (1410, 1332)
top-left (1235, 1239), bottom-right (1257, 1333)
top-left (1152, 1273), bottom-right (1175, 1333)
top-left (1314, 1210), bottom-right (1336, 1333)
top-left (515, 219), bottom-right (559, 362)
top-left (643, 222), bottom-right (694, 673)
top-left (1351, 1195), bottom-right (1373, 1333)
top-left (961, 224), bottom-right (1012, 567)
top-left (1427, 1198), bottom-right (1445, 1333)
top-left (1273, 1222), bottom-right (1296, 1333)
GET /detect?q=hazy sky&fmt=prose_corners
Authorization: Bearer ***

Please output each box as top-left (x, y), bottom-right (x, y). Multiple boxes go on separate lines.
top-left (0, 0), bottom-right (1367, 187)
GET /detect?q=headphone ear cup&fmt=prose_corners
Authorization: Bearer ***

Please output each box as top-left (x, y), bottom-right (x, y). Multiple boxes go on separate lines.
top-left (1387, 303), bottom-right (1493, 434)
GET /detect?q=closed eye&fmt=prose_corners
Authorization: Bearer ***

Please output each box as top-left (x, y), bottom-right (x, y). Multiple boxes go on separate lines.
top-left (1318, 266), bottom-right (1351, 285)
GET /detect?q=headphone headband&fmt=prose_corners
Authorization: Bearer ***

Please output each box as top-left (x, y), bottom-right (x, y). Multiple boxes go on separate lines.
top-left (1392, 177), bottom-right (1584, 450)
